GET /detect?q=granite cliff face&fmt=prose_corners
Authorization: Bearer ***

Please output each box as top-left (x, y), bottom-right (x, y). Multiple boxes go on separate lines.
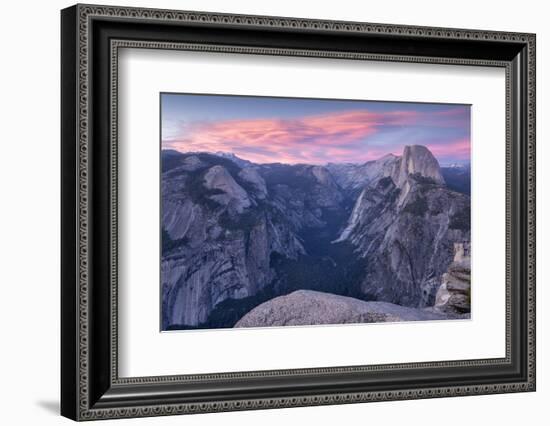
top-left (161, 152), bottom-right (348, 328)
top-left (333, 145), bottom-right (470, 308)
top-left (395, 145), bottom-right (445, 187)
top-left (161, 145), bottom-right (471, 330)
top-left (326, 153), bottom-right (400, 194)
top-left (434, 242), bottom-right (471, 314)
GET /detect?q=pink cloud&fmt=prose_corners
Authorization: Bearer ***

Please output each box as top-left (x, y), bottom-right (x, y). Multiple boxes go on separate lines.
top-left (426, 138), bottom-right (470, 161)
top-left (163, 108), bottom-right (469, 165)
top-left (164, 110), bottom-right (422, 163)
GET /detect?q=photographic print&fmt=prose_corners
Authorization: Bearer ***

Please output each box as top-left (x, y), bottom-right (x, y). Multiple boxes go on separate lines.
top-left (160, 93), bottom-right (471, 331)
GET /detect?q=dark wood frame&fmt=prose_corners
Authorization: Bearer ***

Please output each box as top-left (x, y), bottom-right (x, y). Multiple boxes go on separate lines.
top-left (61, 4), bottom-right (536, 421)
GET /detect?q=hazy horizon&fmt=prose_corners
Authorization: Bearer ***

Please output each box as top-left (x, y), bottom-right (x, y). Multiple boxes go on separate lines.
top-left (161, 93), bottom-right (471, 166)
top-left (163, 147), bottom-right (470, 168)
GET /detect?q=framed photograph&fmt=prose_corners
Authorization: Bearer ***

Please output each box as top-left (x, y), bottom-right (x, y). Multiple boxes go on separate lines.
top-left (61, 4), bottom-right (536, 421)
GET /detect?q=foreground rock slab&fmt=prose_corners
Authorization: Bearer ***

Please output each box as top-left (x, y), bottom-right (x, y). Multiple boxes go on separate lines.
top-left (235, 290), bottom-right (460, 328)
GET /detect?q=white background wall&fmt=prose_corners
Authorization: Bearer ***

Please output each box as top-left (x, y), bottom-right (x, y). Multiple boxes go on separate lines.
top-left (0, 0), bottom-right (546, 424)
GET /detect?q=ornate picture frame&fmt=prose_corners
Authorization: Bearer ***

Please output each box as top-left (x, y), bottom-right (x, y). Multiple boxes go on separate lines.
top-left (61, 4), bottom-right (535, 421)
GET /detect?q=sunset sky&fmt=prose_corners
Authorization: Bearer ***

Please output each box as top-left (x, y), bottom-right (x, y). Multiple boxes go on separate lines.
top-left (161, 93), bottom-right (471, 166)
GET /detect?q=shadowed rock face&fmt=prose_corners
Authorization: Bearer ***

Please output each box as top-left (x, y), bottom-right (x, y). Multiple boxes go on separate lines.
top-left (162, 145), bottom-right (470, 330)
top-left (235, 290), bottom-right (450, 328)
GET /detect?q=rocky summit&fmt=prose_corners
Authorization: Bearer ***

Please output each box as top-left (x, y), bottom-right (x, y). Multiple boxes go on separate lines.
top-left (161, 145), bottom-right (471, 330)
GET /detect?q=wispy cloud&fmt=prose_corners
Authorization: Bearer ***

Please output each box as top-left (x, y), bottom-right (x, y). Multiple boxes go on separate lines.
top-left (427, 138), bottom-right (470, 159)
top-left (163, 106), bottom-right (470, 165)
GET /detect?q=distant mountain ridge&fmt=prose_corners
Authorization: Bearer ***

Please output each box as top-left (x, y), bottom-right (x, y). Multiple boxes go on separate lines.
top-left (198, 150), bottom-right (470, 196)
top-left (161, 145), bottom-right (471, 330)
top-left (441, 163), bottom-right (471, 195)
